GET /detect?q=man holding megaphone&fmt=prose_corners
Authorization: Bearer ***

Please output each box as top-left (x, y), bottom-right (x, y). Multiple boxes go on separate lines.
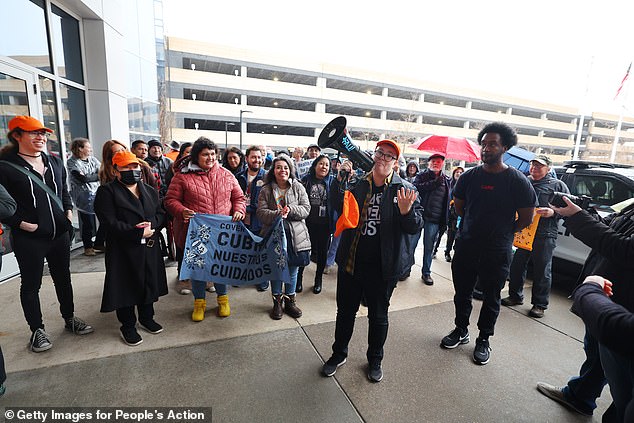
top-left (321, 138), bottom-right (423, 383)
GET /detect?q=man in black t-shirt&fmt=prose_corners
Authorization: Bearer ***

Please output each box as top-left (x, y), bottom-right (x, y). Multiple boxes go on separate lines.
top-left (440, 122), bottom-right (537, 365)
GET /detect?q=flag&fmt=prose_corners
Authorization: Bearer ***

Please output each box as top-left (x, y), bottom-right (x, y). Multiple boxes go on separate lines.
top-left (614, 62), bottom-right (631, 100)
top-left (180, 214), bottom-right (290, 286)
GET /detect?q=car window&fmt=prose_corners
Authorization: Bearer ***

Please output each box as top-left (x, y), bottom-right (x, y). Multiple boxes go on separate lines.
top-left (574, 175), bottom-right (633, 209)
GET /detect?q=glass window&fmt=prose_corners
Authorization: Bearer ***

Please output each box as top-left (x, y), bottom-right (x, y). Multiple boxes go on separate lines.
top-left (38, 76), bottom-right (61, 157)
top-left (60, 82), bottom-right (87, 157)
top-left (0, 72), bottom-right (30, 143)
top-left (143, 101), bottom-right (159, 133)
top-left (0, 0), bottom-right (52, 73)
top-left (51, 5), bottom-right (83, 84)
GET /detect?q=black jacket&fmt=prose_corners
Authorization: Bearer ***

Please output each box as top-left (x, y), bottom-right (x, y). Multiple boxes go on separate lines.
top-left (531, 175), bottom-right (570, 238)
top-left (0, 152), bottom-right (73, 239)
top-left (94, 180), bottom-right (167, 312)
top-left (572, 283), bottom-right (634, 357)
top-left (0, 184), bottom-right (16, 221)
top-left (330, 172), bottom-right (423, 283)
top-left (413, 169), bottom-right (451, 225)
top-left (565, 206), bottom-right (634, 312)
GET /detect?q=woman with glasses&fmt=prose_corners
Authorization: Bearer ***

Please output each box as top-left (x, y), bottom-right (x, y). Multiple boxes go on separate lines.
top-left (321, 140), bottom-right (423, 383)
top-left (0, 116), bottom-right (93, 353)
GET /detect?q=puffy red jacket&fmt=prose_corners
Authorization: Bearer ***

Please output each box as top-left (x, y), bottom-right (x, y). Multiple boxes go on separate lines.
top-left (165, 161), bottom-right (246, 248)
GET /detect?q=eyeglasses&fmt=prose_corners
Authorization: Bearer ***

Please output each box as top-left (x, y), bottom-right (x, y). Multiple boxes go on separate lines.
top-left (374, 149), bottom-right (397, 162)
top-left (26, 131), bottom-right (49, 138)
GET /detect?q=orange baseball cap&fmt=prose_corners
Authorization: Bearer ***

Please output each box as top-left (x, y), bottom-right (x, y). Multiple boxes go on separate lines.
top-left (8, 116), bottom-right (53, 133)
top-left (112, 151), bottom-right (140, 167)
top-left (376, 139), bottom-right (400, 157)
top-left (334, 191), bottom-right (360, 237)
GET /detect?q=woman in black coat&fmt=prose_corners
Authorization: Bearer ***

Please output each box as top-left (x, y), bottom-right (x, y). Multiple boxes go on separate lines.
top-left (94, 151), bottom-right (168, 346)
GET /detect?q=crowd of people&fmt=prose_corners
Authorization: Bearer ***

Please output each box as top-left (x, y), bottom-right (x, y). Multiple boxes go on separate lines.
top-left (0, 115), bottom-right (632, 421)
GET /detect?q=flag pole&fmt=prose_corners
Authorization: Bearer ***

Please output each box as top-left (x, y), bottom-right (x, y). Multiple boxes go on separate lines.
top-left (573, 57), bottom-right (594, 161)
top-left (610, 62), bottom-right (632, 163)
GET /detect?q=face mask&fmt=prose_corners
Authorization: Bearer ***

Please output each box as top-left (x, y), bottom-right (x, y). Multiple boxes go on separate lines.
top-left (119, 169), bottom-right (142, 185)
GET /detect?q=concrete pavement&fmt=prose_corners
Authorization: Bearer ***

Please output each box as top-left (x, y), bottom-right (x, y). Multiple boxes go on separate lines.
top-left (0, 241), bottom-right (613, 422)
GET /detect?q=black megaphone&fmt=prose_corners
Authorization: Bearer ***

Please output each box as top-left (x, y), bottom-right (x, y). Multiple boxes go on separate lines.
top-left (318, 116), bottom-right (374, 172)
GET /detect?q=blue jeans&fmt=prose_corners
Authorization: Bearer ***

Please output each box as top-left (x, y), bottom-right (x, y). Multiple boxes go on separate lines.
top-left (422, 221), bottom-right (440, 276)
top-left (508, 236), bottom-right (556, 308)
top-left (562, 330), bottom-right (608, 416)
top-left (271, 266), bottom-right (299, 295)
top-left (191, 280), bottom-right (227, 299)
top-left (327, 234), bottom-right (340, 266)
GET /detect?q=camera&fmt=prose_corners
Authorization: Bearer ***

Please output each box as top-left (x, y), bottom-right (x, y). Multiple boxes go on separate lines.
top-left (549, 192), bottom-right (592, 209)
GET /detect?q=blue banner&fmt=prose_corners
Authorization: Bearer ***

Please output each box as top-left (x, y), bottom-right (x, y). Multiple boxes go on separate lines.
top-left (179, 214), bottom-right (290, 285)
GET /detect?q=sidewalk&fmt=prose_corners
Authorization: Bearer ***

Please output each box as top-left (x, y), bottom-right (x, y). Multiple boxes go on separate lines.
top-left (0, 243), bottom-right (613, 422)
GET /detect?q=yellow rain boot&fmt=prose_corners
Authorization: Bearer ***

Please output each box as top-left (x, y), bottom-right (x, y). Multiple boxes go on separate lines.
top-left (217, 295), bottom-right (230, 317)
top-left (192, 299), bottom-right (206, 322)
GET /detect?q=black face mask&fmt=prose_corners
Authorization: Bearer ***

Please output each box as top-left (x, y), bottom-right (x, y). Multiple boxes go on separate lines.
top-left (119, 169), bottom-right (142, 185)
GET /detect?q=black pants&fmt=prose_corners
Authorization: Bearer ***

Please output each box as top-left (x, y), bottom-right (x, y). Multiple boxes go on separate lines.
top-left (331, 263), bottom-right (396, 365)
top-left (78, 211), bottom-right (96, 249)
top-left (13, 233), bottom-right (74, 332)
top-left (0, 345), bottom-right (5, 386)
top-left (94, 218), bottom-right (106, 249)
top-left (450, 238), bottom-right (512, 339)
top-left (115, 303), bottom-right (155, 329)
top-left (302, 221), bottom-right (331, 277)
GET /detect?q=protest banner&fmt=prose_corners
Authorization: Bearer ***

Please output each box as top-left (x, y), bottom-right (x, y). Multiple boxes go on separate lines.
top-left (180, 214), bottom-right (289, 285)
top-left (295, 158), bottom-right (315, 179)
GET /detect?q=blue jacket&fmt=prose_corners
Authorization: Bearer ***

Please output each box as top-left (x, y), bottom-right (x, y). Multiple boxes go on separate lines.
top-left (236, 168), bottom-right (266, 234)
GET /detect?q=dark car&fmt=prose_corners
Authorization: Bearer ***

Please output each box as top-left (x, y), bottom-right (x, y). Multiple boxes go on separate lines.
top-left (552, 161), bottom-right (634, 266)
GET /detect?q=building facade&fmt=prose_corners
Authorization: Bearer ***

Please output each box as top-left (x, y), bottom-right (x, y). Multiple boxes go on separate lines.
top-left (0, 0), bottom-right (164, 280)
top-left (166, 37), bottom-right (634, 164)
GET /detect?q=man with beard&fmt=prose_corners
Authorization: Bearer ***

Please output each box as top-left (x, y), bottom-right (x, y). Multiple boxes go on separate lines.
top-left (503, 154), bottom-right (570, 318)
top-left (237, 145), bottom-right (268, 291)
top-left (440, 122), bottom-right (537, 365)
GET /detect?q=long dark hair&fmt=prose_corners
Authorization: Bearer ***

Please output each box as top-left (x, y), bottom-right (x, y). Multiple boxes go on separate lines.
top-left (263, 154), bottom-right (295, 185)
top-left (308, 154), bottom-right (330, 179)
top-left (222, 146), bottom-right (244, 173)
top-left (176, 142), bottom-right (192, 162)
top-left (0, 128), bottom-right (20, 158)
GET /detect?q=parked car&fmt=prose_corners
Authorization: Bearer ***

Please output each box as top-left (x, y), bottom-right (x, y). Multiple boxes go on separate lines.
top-left (552, 161), bottom-right (634, 267)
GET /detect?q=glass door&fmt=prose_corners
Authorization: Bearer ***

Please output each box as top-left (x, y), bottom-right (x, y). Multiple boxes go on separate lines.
top-left (0, 61), bottom-right (40, 282)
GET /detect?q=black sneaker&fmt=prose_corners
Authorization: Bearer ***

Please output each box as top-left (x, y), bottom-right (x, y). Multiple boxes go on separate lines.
top-left (501, 296), bottom-right (523, 306)
top-left (29, 328), bottom-right (52, 352)
top-left (322, 356), bottom-right (347, 377)
top-left (64, 316), bottom-right (94, 335)
top-left (440, 327), bottom-right (469, 349)
top-left (368, 362), bottom-right (383, 383)
top-left (473, 337), bottom-right (491, 365)
top-left (139, 319), bottom-right (163, 334)
top-left (120, 327), bottom-right (143, 346)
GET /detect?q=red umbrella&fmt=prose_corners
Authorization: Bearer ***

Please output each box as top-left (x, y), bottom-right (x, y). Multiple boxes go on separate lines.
top-left (409, 135), bottom-right (481, 162)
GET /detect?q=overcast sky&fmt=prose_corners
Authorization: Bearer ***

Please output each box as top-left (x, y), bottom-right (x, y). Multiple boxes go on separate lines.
top-left (163, 0), bottom-right (634, 117)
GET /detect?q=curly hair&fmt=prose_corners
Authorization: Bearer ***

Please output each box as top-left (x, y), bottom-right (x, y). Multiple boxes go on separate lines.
top-left (477, 122), bottom-right (518, 149)
top-left (190, 137), bottom-right (218, 165)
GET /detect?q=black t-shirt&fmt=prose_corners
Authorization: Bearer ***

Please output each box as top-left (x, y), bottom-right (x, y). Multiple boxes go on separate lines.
top-left (453, 166), bottom-right (537, 247)
top-left (355, 183), bottom-right (384, 263)
top-left (307, 179), bottom-right (328, 224)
